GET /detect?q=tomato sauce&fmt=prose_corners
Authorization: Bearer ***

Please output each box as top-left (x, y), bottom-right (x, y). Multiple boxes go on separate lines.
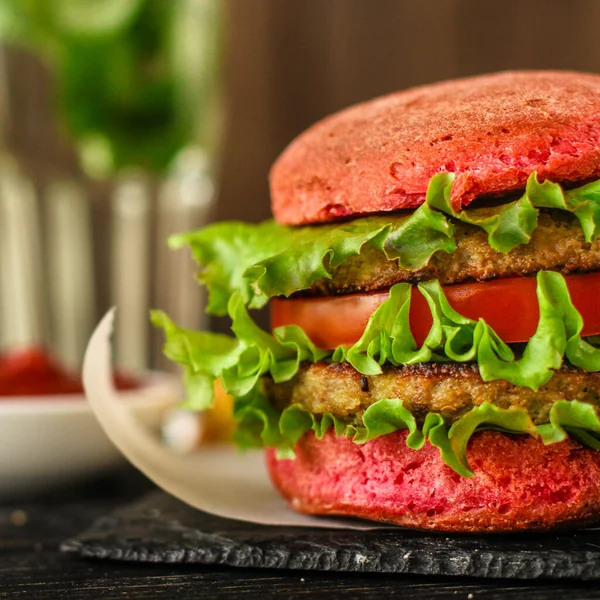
top-left (0, 347), bottom-right (139, 397)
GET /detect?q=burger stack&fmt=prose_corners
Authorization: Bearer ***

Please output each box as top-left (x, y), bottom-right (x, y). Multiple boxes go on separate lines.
top-left (155, 71), bottom-right (600, 532)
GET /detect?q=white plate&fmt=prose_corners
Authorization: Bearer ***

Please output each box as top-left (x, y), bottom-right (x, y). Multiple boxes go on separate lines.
top-left (0, 372), bottom-right (181, 499)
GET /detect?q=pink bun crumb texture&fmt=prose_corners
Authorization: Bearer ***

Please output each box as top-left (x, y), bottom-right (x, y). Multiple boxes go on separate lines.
top-left (270, 71), bottom-right (600, 225)
top-left (266, 430), bottom-right (600, 532)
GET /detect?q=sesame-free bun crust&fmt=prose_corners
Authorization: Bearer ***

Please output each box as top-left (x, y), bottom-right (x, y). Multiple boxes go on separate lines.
top-left (266, 430), bottom-right (600, 532)
top-left (271, 71), bottom-right (600, 225)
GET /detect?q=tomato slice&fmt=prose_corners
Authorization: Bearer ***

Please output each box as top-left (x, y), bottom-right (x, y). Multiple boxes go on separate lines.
top-left (270, 272), bottom-right (600, 349)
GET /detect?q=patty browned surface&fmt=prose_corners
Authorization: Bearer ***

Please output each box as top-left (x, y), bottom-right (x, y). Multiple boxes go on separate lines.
top-left (301, 210), bottom-right (600, 296)
top-left (265, 362), bottom-right (600, 426)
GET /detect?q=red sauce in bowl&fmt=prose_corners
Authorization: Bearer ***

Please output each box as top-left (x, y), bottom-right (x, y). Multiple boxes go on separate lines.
top-left (0, 347), bottom-right (139, 397)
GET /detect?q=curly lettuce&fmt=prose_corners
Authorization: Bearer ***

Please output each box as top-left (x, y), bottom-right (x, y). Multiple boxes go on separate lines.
top-left (334, 271), bottom-right (600, 390)
top-left (154, 269), bottom-right (600, 475)
top-left (234, 395), bottom-right (600, 477)
top-left (154, 271), bottom-right (600, 400)
top-left (151, 292), bottom-right (328, 408)
top-left (173, 209), bottom-right (455, 315)
top-left (174, 173), bottom-right (600, 316)
top-left (425, 172), bottom-right (539, 253)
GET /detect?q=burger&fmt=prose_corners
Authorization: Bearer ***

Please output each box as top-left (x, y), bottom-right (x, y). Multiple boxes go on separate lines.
top-left (153, 71), bottom-right (600, 532)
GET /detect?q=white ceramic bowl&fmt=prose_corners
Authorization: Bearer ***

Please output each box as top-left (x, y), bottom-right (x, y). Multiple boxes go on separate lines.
top-left (0, 372), bottom-right (181, 499)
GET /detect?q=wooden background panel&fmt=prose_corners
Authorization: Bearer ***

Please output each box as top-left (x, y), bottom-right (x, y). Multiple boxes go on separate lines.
top-left (217, 0), bottom-right (600, 224)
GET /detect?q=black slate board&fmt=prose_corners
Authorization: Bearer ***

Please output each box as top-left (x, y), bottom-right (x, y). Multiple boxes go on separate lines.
top-left (62, 490), bottom-right (600, 581)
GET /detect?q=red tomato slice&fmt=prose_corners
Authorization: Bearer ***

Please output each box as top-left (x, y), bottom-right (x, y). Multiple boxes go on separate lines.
top-left (270, 272), bottom-right (600, 350)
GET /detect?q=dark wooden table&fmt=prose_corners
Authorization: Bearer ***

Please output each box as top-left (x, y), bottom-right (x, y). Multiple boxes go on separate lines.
top-left (2, 470), bottom-right (600, 599)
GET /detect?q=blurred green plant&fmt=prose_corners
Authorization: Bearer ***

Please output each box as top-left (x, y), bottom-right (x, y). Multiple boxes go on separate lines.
top-left (0, 0), bottom-right (221, 177)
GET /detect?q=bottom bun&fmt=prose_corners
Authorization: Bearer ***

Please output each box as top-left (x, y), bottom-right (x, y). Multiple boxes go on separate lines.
top-left (266, 430), bottom-right (600, 532)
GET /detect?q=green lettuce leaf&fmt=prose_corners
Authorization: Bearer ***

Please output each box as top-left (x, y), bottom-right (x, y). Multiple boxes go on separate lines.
top-left (525, 174), bottom-right (600, 242)
top-left (150, 310), bottom-right (241, 410)
top-left (331, 283), bottom-right (433, 375)
top-left (236, 397), bottom-right (600, 477)
top-left (151, 295), bottom-right (328, 408)
top-left (536, 400), bottom-right (600, 446)
top-left (475, 271), bottom-right (567, 390)
top-left (219, 292), bottom-right (329, 397)
top-left (155, 270), bottom-right (600, 413)
top-left (332, 271), bottom-right (600, 390)
top-left (170, 221), bottom-right (293, 316)
top-left (153, 171), bottom-right (600, 476)
top-left (424, 414), bottom-right (468, 477)
top-left (381, 203), bottom-right (456, 269)
top-left (172, 174), bottom-right (600, 315)
top-left (243, 217), bottom-right (392, 308)
top-left (447, 403), bottom-right (538, 473)
top-left (426, 172), bottom-right (539, 253)
top-left (417, 278), bottom-right (485, 362)
top-left (175, 212), bottom-right (455, 316)
top-left (232, 387), bottom-right (283, 450)
top-left (276, 403), bottom-right (352, 459)
top-left (357, 398), bottom-right (423, 446)
top-left (152, 305), bottom-right (600, 475)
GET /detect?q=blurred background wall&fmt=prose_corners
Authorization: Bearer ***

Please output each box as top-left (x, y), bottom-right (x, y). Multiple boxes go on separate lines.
top-left (2, 0), bottom-right (600, 369)
top-left (219, 0), bottom-right (600, 223)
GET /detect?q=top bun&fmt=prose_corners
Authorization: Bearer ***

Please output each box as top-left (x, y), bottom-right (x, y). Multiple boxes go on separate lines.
top-left (270, 71), bottom-right (600, 225)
